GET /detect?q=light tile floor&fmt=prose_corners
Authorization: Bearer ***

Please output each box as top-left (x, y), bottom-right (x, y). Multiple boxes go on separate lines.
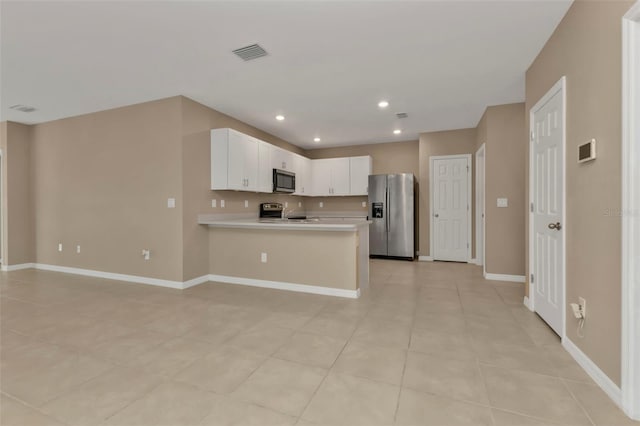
top-left (1, 260), bottom-right (637, 426)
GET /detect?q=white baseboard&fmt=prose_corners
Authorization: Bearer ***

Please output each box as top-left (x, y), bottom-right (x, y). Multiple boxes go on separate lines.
top-left (4, 263), bottom-right (361, 299)
top-left (562, 337), bottom-right (622, 409)
top-left (209, 274), bottom-right (360, 299)
top-left (469, 258), bottom-right (481, 265)
top-left (418, 256), bottom-right (433, 262)
top-left (182, 275), bottom-right (210, 289)
top-left (523, 296), bottom-right (534, 311)
top-left (35, 263), bottom-right (191, 289)
top-left (1, 263), bottom-right (36, 272)
top-left (485, 273), bottom-right (526, 283)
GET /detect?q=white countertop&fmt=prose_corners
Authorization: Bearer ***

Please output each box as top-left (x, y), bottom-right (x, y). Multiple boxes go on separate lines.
top-left (198, 215), bottom-right (370, 232)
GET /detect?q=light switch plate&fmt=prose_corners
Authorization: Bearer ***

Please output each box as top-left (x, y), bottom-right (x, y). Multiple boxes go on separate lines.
top-left (298, 202), bottom-right (302, 208)
top-left (167, 198), bottom-right (176, 208)
top-left (319, 202), bottom-right (324, 208)
top-left (362, 201), bottom-right (367, 207)
top-left (497, 198), bottom-right (508, 208)
top-left (244, 200), bottom-right (248, 208)
top-left (211, 199), bottom-right (217, 208)
top-left (221, 200), bottom-right (225, 208)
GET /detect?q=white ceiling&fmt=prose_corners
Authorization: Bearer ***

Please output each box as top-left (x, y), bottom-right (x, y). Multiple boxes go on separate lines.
top-left (1, 1), bottom-right (572, 149)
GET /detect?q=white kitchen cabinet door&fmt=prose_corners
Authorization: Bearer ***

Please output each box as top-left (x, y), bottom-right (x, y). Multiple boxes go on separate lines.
top-left (258, 141), bottom-right (273, 193)
top-left (311, 159), bottom-right (332, 196)
top-left (211, 128), bottom-right (259, 191)
top-left (293, 154), bottom-right (311, 196)
top-left (330, 158), bottom-right (351, 195)
top-left (349, 156), bottom-right (372, 195)
top-left (271, 147), bottom-right (293, 171)
top-left (310, 158), bottom-right (350, 196)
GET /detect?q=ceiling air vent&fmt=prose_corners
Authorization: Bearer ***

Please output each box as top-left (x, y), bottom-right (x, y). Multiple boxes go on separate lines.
top-left (396, 112), bottom-right (408, 119)
top-left (10, 104), bottom-right (36, 113)
top-left (232, 44), bottom-right (268, 61)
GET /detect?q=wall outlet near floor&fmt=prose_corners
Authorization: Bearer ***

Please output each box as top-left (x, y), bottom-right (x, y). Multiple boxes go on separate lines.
top-left (571, 298), bottom-right (586, 319)
top-left (220, 200), bottom-right (225, 208)
top-left (76, 245), bottom-right (81, 254)
top-left (212, 199), bottom-right (217, 208)
top-left (497, 198), bottom-right (508, 208)
top-left (261, 252), bottom-right (268, 263)
top-left (58, 243), bottom-right (63, 252)
top-left (142, 249), bottom-right (151, 261)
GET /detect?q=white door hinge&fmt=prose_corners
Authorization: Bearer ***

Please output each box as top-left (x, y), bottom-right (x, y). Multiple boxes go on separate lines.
top-left (530, 273), bottom-right (534, 283)
top-left (530, 202), bottom-right (534, 213)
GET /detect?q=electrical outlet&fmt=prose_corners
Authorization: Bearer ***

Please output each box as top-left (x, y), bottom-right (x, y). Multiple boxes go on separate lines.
top-left (167, 198), bottom-right (176, 208)
top-left (579, 297), bottom-right (586, 318)
top-left (212, 199), bottom-right (217, 208)
top-left (285, 202), bottom-right (289, 208)
top-left (261, 252), bottom-right (267, 263)
top-left (142, 249), bottom-right (150, 261)
top-left (220, 200), bottom-right (225, 208)
top-left (362, 201), bottom-right (367, 207)
top-left (319, 202), bottom-right (324, 208)
top-left (76, 245), bottom-right (81, 254)
top-left (58, 243), bottom-right (63, 252)
top-left (244, 200), bottom-right (249, 208)
top-left (298, 202), bottom-right (302, 208)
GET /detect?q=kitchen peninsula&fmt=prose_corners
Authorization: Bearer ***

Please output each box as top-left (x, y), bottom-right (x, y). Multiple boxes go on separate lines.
top-left (198, 215), bottom-right (370, 298)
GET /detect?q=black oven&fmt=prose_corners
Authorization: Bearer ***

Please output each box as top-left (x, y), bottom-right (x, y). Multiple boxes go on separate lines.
top-left (273, 169), bottom-right (295, 193)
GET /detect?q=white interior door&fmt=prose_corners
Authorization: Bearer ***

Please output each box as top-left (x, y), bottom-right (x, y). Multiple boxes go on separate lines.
top-left (431, 155), bottom-right (471, 262)
top-left (530, 78), bottom-right (565, 337)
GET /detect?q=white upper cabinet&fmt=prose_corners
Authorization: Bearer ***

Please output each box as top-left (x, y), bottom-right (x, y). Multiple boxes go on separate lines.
top-left (349, 156), bottom-right (373, 196)
top-left (212, 128), bottom-right (372, 196)
top-left (292, 153), bottom-right (311, 196)
top-left (211, 128), bottom-right (259, 191)
top-left (271, 146), bottom-right (294, 171)
top-left (257, 141), bottom-right (273, 193)
top-left (311, 158), bottom-right (350, 196)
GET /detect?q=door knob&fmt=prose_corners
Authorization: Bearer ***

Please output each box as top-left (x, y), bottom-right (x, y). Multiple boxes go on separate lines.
top-left (548, 222), bottom-right (562, 230)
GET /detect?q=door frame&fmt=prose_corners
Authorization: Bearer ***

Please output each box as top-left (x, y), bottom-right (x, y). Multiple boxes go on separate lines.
top-left (475, 144), bottom-right (486, 273)
top-left (528, 76), bottom-right (567, 340)
top-left (621, 1), bottom-right (640, 419)
top-left (429, 154), bottom-right (472, 262)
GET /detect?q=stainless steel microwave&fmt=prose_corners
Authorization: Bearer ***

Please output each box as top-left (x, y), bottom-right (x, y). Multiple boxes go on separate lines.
top-left (273, 169), bottom-right (295, 193)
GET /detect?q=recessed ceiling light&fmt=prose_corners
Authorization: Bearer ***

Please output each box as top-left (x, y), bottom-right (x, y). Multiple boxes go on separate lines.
top-left (275, 115), bottom-right (285, 121)
top-left (393, 129), bottom-right (402, 135)
top-left (378, 101), bottom-right (389, 108)
top-left (313, 137), bottom-right (321, 143)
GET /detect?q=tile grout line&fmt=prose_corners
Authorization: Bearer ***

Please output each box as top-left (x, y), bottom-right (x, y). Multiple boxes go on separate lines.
top-left (559, 376), bottom-right (597, 426)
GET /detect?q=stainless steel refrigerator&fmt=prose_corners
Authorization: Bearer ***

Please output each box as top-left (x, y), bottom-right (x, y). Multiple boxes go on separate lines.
top-left (368, 174), bottom-right (415, 259)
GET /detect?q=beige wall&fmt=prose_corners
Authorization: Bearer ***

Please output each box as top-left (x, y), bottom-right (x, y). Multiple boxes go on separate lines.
top-left (525, 0), bottom-right (633, 386)
top-left (30, 97), bottom-right (185, 281)
top-left (418, 128), bottom-right (477, 257)
top-left (0, 122), bottom-right (35, 266)
top-left (209, 228), bottom-right (357, 290)
top-left (481, 104), bottom-right (526, 276)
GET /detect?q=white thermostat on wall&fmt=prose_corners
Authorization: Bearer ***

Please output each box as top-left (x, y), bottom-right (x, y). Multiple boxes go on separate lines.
top-left (578, 139), bottom-right (596, 163)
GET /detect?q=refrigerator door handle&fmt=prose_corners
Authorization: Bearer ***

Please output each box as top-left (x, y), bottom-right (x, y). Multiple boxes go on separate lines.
top-left (385, 187), bottom-right (390, 232)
